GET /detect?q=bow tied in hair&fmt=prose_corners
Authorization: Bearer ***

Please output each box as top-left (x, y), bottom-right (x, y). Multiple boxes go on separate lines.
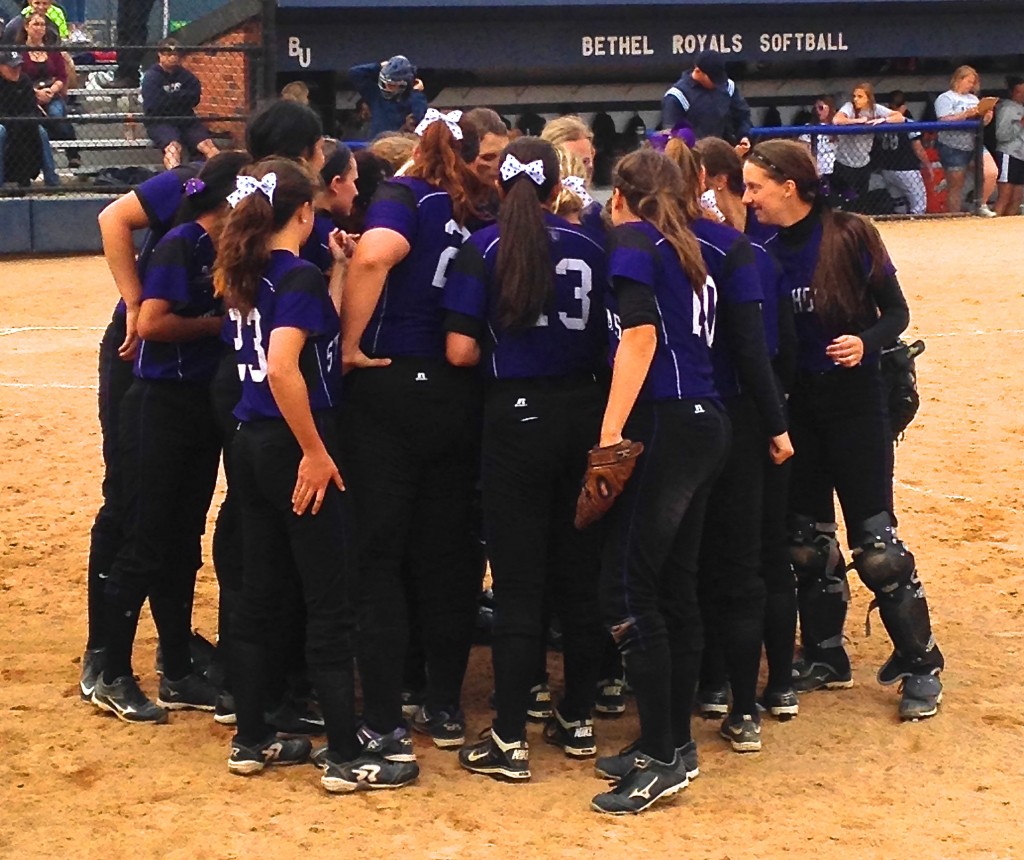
top-left (561, 175), bottom-right (593, 208)
top-left (227, 173), bottom-right (278, 208)
top-left (414, 108), bottom-right (464, 139)
top-left (500, 154), bottom-right (546, 186)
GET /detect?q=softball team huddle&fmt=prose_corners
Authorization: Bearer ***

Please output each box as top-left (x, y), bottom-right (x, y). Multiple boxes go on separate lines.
top-left (79, 98), bottom-right (944, 815)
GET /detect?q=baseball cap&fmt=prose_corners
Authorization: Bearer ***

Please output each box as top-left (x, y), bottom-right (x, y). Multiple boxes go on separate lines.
top-left (694, 49), bottom-right (727, 86)
top-left (0, 51), bottom-right (24, 69)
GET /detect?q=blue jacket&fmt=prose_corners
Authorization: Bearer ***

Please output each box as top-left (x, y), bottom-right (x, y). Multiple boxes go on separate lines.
top-left (661, 73), bottom-right (751, 143)
top-left (349, 62), bottom-right (428, 138)
top-left (142, 64), bottom-right (202, 120)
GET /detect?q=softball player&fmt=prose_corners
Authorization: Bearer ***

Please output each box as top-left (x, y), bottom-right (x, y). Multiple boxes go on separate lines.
top-left (91, 152), bottom-right (250, 723)
top-left (441, 137), bottom-right (608, 779)
top-left (743, 139), bottom-right (944, 721)
top-left (589, 148), bottom-right (730, 815)
top-left (341, 111), bottom-right (484, 761)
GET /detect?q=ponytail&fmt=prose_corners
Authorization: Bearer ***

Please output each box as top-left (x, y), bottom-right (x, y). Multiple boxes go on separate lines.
top-left (173, 150), bottom-right (253, 225)
top-left (405, 119), bottom-right (487, 226)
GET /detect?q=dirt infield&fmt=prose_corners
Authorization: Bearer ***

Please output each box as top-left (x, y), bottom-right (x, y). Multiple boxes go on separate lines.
top-left (1, 219), bottom-right (1022, 859)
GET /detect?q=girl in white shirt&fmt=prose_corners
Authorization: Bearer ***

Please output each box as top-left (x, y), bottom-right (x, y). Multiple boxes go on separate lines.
top-left (831, 82), bottom-right (904, 211)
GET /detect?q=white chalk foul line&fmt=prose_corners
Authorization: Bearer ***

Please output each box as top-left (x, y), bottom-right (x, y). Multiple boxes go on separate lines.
top-left (0, 381), bottom-right (95, 390)
top-left (896, 480), bottom-right (1021, 516)
top-left (919, 328), bottom-right (1024, 339)
top-left (0, 325), bottom-right (105, 336)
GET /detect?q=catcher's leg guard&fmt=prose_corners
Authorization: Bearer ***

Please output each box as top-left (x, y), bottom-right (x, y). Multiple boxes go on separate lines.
top-left (789, 515), bottom-right (852, 689)
top-left (850, 512), bottom-right (944, 684)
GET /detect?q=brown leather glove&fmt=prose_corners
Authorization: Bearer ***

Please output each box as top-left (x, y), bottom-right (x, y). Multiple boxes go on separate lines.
top-left (574, 439), bottom-right (644, 530)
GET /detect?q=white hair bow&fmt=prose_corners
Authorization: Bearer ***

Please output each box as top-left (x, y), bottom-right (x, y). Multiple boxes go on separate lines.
top-left (415, 108), bottom-right (464, 139)
top-left (561, 175), bottom-right (593, 208)
top-left (500, 154), bottom-right (546, 186)
top-left (227, 173), bottom-right (277, 208)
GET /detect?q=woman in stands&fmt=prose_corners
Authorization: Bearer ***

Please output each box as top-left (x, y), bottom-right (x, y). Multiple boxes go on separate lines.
top-left (935, 65), bottom-right (999, 215)
top-left (832, 83), bottom-right (903, 211)
top-left (17, 12), bottom-right (78, 167)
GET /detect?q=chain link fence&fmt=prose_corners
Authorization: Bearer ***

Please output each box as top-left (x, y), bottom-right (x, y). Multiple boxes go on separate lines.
top-left (0, 0), bottom-right (270, 197)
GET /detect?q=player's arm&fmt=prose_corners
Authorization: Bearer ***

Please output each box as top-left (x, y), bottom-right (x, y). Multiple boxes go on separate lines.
top-left (348, 63), bottom-right (381, 100)
top-left (137, 299), bottom-right (222, 342)
top-left (98, 192), bottom-right (149, 359)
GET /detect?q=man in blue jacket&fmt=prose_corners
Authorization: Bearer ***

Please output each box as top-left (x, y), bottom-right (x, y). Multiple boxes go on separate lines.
top-left (348, 55), bottom-right (428, 139)
top-left (142, 37), bottom-right (218, 169)
top-left (661, 49), bottom-right (752, 154)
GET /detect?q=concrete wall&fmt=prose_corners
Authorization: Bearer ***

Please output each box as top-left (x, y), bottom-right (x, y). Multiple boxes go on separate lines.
top-left (0, 197), bottom-right (119, 255)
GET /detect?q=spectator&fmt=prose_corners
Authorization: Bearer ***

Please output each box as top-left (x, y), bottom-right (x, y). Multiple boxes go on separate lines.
top-left (348, 55), bottom-right (427, 138)
top-left (280, 80), bottom-right (310, 105)
top-left (0, 49), bottom-right (58, 185)
top-left (661, 49), bottom-right (751, 151)
top-left (935, 65), bottom-right (999, 215)
top-left (832, 82), bottom-right (904, 211)
top-left (541, 114), bottom-right (594, 180)
top-left (873, 91), bottom-right (931, 215)
top-left (2, 0), bottom-right (61, 43)
top-left (17, 11), bottom-right (78, 167)
top-left (460, 107), bottom-right (508, 186)
top-left (993, 76), bottom-right (1024, 216)
top-left (102, 0), bottom-right (156, 88)
top-left (621, 112), bottom-right (647, 151)
top-left (141, 37), bottom-right (219, 170)
top-left (800, 95), bottom-right (838, 198)
top-left (339, 97), bottom-right (371, 141)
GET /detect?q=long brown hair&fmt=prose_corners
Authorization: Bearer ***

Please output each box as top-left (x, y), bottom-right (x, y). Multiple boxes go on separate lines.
top-left (213, 158), bottom-right (316, 314)
top-left (663, 138), bottom-right (704, 221)
top-left (613, 148), bottom-right (706, 293)
top-left (494, 137), bottom-right (560, 330)
top-left (747, 139), bottom-right (890, 327)
top-left (694, 137), bottom-right (744, 196)
top-left (404, 120), bottom-right (485, 226)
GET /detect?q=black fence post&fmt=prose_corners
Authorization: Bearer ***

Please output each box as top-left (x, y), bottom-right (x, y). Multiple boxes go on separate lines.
top-left (261, 0), bottom-right (277, 102)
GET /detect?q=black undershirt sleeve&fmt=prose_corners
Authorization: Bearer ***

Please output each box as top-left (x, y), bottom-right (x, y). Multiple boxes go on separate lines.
top-left (443, 311), bottom-right (485, 340)
top-left (860, 271), bottom-right (910, 355)
top-left (612, 275), bottom-right (660, 329)
top-left (723, 301), bottom-right (788, 437)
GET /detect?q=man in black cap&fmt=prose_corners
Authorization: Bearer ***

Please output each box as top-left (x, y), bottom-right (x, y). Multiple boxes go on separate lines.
top-left (661, 49), bottom-right (752, 153)
top-left (0, 49), bottom-right (58, 186)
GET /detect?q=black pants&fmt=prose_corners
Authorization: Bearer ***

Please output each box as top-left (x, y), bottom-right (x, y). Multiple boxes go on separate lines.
top-left (760, 448), bottom-right (796, 691)
top-left (231, 416), bottom-right (357, 759)
top-left (86, 311), bottom-right (135, 651)
top-left (698, 394), bottom-right (767, 717)
top-left (483, 377), bottom-right (605, 741)
top-left (102, 378), bottom-right (221, 682)
top-left (114, 0), bottom-right (157, 82)
top-left (344, 358), bottom-right (483, 733)
top-left (600, 398), bottom-right (729, 762)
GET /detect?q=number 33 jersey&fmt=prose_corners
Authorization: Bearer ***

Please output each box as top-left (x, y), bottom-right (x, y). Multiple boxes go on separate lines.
top-left (229, 250), bottom-right (341, 422)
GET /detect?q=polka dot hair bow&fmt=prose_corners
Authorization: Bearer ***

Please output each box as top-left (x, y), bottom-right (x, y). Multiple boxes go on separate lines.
top-left (561, 175), bottom-right (593, 208)
top-left (415, 108), bottom-right (464, 139)
top-left (227, 172), bottom-right (277, 208)
top-left (500, 154), bottom-right (546, 186)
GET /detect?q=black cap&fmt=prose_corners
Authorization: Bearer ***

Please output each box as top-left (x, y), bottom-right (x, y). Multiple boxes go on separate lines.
top-left (694, 49), bottom-right (727, 85)
top-left (0, 50), bottom-right (24, 69)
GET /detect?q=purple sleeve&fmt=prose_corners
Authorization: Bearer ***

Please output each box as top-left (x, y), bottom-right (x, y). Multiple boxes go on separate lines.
top-left (607, 225), bottom-right (658, 289)
top-left (134, 170), bottom-right (188, 231)
top-left (364, 181), bottom-right (419, 244)
top-left (141, 232), bottom-right (194, 306)
top-left (275, 266), bottom-right (333, 336)
top-left (442, 239), bottom-right (489, 321)
top-left (719, 235), bottom-right (763, 305)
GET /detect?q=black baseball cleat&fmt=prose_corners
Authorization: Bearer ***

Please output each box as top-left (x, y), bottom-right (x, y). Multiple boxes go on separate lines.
top-left (356, 724), bottom-right (417, 763)
top-left (526, 683), bottom-right (554, 721)
top-left (595, 739), bottom-right (699, 782)
top-left (321, 753), bottom-right (420, 793)
top-left (791, 656), bottom-right (853, 692)
top-left (400, 687), bottom-right (425, 719)
top-left (543, 710), bottom-right (597, 758)
top-left (411, 705), bottom-right (466, 749)
top-left (266, 701), bottom-right (325, 736)
top-left (760, 687), bottom-right (799, 721)
top-left (92, 675), bottom-right (168, 724)
top-left (898, 674), bottom-right (943, 721)
top-left (214, 692), bottom-right (237, 725)
top-left (719, 713), bottom-right (762, 752)
top-left (694, 684), bottom-right (730, 718)
top-left (156, 672), bottom-right (218, 711)
top-left (591, 750), bottom-right (689, 815)
top-left (459, 728), bottom-right (531, 781)
top-left (79, 647), bottom-right (106, 702)
top-left (594, 678), bottom-right (627, 716)
top-left (228, 734), bottom-right (311, 775)
top-left (877, 644), bottom-right (945, 686)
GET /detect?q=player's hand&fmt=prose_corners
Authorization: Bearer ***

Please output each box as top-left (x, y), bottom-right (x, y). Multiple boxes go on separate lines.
top-left (413, 78), bottom-right (424, 91)
top-left (769, 431), bottom-right (794, 465)
top-left (735, 137), bottom-right (751, 156)
top-left (342, 347), bottom-right (392, 375)
top-left (825, 334), bottom-right (864, 367)
top-left (292, 450), bottom-right (345, 516)
top-left (119, 305), bottom-right (141, 361)
top-left (867, 117), bottom-right (886, 126)
top-left (328, 229), bottom-right (358, 261)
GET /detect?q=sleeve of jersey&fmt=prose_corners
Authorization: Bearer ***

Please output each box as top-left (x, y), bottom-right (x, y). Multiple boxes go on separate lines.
top-left (607, 225), bottom-right (658, 289)
top-left (275, 266), bottom-right (334, 337)
top-left (442, 241), bottom-right (489, 339)
top-left (134, 168), bottom-right (191, 230)
top-left (141, 233), bottom-right (194, 307)
top-left (364, 181), bottom-right (419, 244)
top-left (861, 269), bottom-right (909, 354)
top-left (719, 234), bottom-right (763, 305)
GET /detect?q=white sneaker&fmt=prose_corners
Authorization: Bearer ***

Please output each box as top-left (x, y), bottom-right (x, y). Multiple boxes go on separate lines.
top-left (977, 204), bottom-right (998, 218)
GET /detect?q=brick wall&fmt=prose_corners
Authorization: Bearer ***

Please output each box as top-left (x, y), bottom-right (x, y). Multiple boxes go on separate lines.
top-left (184, 17), bottom-right (264, 145)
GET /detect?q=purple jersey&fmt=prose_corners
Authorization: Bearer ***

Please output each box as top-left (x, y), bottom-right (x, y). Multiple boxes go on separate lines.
top-left (231, 251), bottom-right (341, 422)
top-left (300, 211), bottom-right (335, 279)
top-left (442, 212), bottom-right (607, 380)
top-left (751, 240), bottom-right (785, 359)
top-left (135, 221), bottom-right (224, 383)
top-left (579, 200), bottom-right (608, 244)
top-left (694, 219), bottom-right (762, 398)
top-left (361, 177), bottom-right (472, 360)
top-left (605, 221), bottom-right (718, 402)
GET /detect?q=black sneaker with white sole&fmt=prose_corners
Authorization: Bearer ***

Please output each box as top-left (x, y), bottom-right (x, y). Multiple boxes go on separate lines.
top-left (79, 647), bottom-right (106, 702)
top-left (321, 753), bottom-right (420, 792)
top-left (156, 672), bottom-right (218, 711)
top-left (594, 739), bottom-right (699, 782)
top-left (92, 675), bottom-right (168, 724)
top-left (214, 692), bottom-right (236, 725)
top-left (543, 710), bottom-right (597, 758)
top-left (898, 674), bottom-right (942, 721)
top-left (695, 684), bottom-right (729, 718)
top-left (526, 683), bottom-right (554, 721)
top-left (792, 654), bottom-right (853, 692)
top-left (411, 705), bottom-right (466, 749)
top-left (591, 750), bottom-right (689, 815)
top-left (760, 687), bottom-right (799, 720)
top-left (356, 725), bottom-right (417, 763)
top-left (266, 701), bottom-right (325, 736)
top-left (227, 734), bottom-right (311, 775)
top-left (719, 713), bottom-right (762, 752)
top-left (594, 678), bottom-right (626, 716)
top-left (459, 728), bottom-right (531, 781)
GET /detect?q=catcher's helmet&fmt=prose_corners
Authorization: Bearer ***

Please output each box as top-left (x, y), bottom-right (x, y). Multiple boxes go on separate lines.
top-left (378, 55), bottom-right (416, 100)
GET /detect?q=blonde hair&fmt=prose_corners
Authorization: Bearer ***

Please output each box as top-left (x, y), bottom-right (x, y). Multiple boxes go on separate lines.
top-left (552, 145), bottom-right (589, 218)
top-left (280, 81), bottom-right (310, 105)
top-left (541, 115), bottom-right (593, 147)
top-left (950, 65), bottom-right (980, 93)
top-left (368, 132), bottom-right (418, 173)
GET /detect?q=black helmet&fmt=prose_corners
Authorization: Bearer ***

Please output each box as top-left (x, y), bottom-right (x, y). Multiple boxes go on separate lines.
top-left (378, 55), bottom-right (416, 100)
